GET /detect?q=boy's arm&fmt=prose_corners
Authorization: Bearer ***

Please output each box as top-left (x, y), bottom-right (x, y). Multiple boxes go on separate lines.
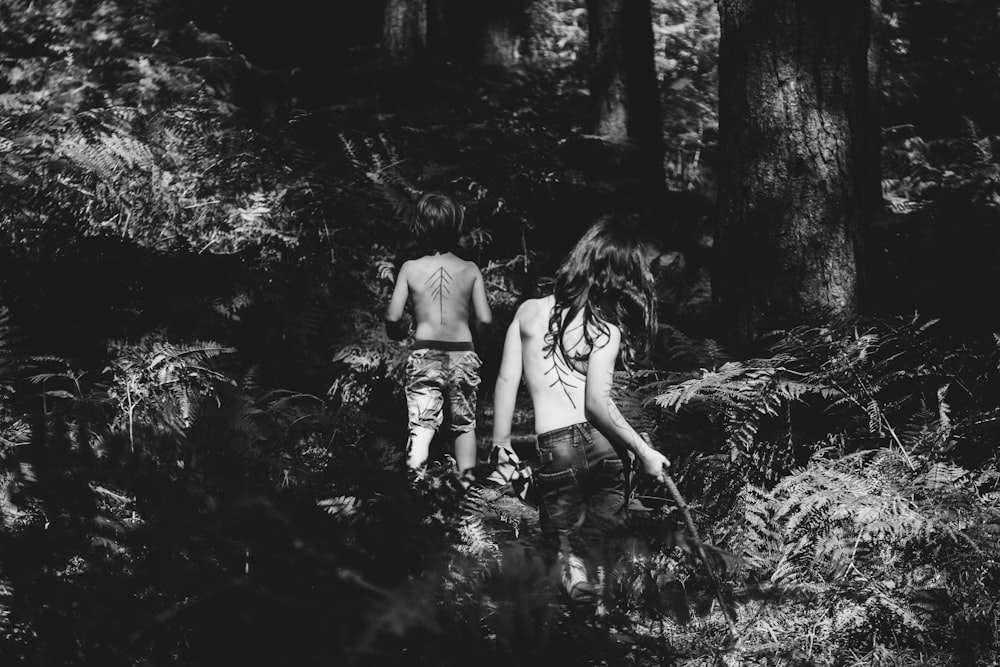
top-left (470, 266), bottom-right (493, 339)
top-left (385, 262), bottom-right (411, 341)
top-left (491, 313), bottom-right (522, 451)
top-left (584, 325), bottom-right (669, 482)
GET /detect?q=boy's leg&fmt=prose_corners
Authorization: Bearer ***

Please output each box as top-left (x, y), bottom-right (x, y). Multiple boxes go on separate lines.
top-left (453, 429), bottom-right (477, 473)
top-left (448, 350), bottom-right (482, 474)
top-left (405, 350), bottom-right (445, 470)
top-left (407, 426), bottom-right (436, 469)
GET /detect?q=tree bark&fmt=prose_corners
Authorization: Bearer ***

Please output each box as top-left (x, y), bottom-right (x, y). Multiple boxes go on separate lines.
top-left (585, 0), bottom-right (662, 146)
top-left (435, 0), bottom-right (527, 69)
top-left (714, 0), bottom-right (872, 346)
top-left (479, 0), bottom-right (525, 67)
top-left (383, 0), bottom-right (427, 70)
top-left (866, 0), bottom-right (884, 222)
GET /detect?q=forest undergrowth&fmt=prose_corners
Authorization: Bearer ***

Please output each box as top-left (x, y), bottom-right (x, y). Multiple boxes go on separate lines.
top-left (2, 1), bottom-right (1000, 666)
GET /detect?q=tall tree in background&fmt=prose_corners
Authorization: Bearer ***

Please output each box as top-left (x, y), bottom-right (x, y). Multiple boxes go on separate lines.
top-left (865, 0), bottom-right (884, 237)
top-left (384, 0), bottom-right (427, 70)
top-left (714, 0), bottom-right (873, 346)
top-left (477, 0), bottom-right (528, 67)
top-left (435, 0), bottom-right (529, 69)
top-left (584, 0), bottom-right (664, 181)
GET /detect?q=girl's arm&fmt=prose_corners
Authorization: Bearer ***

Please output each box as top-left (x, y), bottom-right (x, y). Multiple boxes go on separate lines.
top-left (491, 313), bottom-right (522, 450)
top-left (584, 324), bottom-right (669, 481)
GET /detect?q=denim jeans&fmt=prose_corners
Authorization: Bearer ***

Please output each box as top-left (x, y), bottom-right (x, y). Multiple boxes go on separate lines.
top-left (534, 422), bottom-right (627, 563)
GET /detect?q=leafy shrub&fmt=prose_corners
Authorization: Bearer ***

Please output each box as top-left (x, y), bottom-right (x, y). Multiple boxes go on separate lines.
top-left (0, 0), bottom-right (318, 256)
top-left (882, 121), bottom-right (1000, 214)
top-left (636, 316), bottom-right (1000, 665)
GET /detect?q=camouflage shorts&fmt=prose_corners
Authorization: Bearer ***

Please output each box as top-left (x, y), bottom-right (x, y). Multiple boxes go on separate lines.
top-left (405, 348), bottom-right (482, 434)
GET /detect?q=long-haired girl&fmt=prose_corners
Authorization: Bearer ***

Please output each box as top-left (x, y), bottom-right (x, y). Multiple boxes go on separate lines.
top-left (491, 216), bottom-right (670, 599)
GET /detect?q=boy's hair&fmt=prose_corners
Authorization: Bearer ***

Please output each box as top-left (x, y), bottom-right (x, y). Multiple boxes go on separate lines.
top-left (545, 216), bottom-right (657, 370)
top-left (411, 191), bottom-right (464, 252)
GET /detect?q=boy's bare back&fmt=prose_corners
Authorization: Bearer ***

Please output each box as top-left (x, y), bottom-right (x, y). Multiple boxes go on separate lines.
top-left (393, 252), bottom-right (491, 342)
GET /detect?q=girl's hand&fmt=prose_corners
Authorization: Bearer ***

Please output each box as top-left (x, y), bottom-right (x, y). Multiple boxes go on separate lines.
top-left (638, 443), bottom-right (670, 484)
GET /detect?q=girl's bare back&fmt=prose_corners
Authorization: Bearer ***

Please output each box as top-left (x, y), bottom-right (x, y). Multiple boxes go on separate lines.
top-left (515, 296), bottom-right (592, 434)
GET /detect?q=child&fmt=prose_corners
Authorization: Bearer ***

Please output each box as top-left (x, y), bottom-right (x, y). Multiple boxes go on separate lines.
top-left (386, 191), bottom-right (492, 473)
top-left (491, 217), bottom-right (670, 598)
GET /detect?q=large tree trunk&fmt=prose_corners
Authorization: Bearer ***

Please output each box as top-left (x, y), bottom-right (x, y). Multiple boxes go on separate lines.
top-left (585, 0), bottom-right (662, 146)
top-left (866, 0), bottom-right (884, 222)
top-left (714, 0), bottom-right (872, 346)
top-left (383, 0), bottom-right (427, 70)
top-left (479, 0), bottom-right (525, 67)
top-left (435, 0), bottom-right (527, 69)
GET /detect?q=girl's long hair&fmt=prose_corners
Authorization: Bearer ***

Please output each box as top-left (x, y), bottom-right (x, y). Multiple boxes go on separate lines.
top-left (545, 217), bottom-right (657, 371)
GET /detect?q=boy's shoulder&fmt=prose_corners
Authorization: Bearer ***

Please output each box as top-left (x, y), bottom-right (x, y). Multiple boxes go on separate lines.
top-left (454, 255), bottom-right (483, 273)
top-left (408, 253), bottom-right (482, 273)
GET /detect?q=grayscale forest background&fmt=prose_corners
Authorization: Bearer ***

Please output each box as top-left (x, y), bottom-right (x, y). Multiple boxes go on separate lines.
top-left (1, 1), bottom-right (1000, 665)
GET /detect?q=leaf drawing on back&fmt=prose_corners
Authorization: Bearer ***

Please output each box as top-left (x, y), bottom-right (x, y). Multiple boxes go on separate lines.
top-left (544, 348), bottom-right (579, 409)
top-left (425, 266), bottom-right (452, 325)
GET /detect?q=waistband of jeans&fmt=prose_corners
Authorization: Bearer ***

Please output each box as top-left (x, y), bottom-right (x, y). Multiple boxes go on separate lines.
top-left (412, 339), bottom-right (475, 352)
top-left (536, 421), bottom-right (595, 446)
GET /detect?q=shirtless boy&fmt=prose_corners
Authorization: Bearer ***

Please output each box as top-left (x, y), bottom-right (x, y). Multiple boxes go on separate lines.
top-left (385, 192), bottom-right (492, 473)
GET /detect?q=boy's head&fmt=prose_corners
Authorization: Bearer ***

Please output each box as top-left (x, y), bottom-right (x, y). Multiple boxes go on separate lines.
top-left (411, 191), bottom-right (464, 253)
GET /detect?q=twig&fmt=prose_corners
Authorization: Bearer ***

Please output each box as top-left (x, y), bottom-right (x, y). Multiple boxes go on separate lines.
top-left (642, 433), bottom-right (741, 643)
top-left (92, 485), bottom-right (133, 504)
top-left (370, 158), bottom-right (409, 175)
top-left (846, 373), bottom-right (916, 470)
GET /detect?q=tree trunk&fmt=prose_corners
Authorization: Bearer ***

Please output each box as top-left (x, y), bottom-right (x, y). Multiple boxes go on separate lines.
top-left (435, 0), bottom-right (527, 69)
top-left (479, 0), bottom-right (525, 67)
top-left (866, 0), bottom-right (884, 221)
top-left (714, 0), bottom-right (872, 346)
top-left (427, 0), bottom-right (448, 65)
top-left (585, 0), bottom-right (662, 146)
top-left (383, 0), bottom-right (427, 70)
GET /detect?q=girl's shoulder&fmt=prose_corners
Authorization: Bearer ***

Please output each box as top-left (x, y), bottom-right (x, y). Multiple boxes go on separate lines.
top-left (516, 295), bottom-right (554, 316)
top-left (513, 296), bottom-right (555, 334)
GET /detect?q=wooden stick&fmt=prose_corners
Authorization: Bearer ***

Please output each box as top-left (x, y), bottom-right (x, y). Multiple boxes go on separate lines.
top-left (641, 433), bottom-right (740, 641)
